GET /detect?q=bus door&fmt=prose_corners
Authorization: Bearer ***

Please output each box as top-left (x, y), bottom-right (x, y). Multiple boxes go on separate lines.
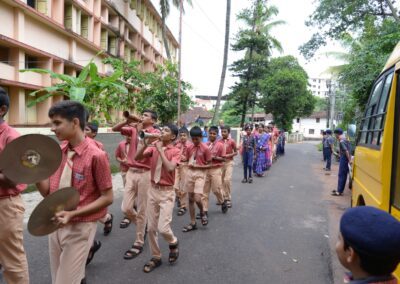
top-left (391, 70), bottom-right (400, 219)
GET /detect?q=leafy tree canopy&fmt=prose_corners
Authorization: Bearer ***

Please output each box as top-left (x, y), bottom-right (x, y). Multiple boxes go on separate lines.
top-left (259, 56), bottom-right (316, 131)
top-left (300, 0), bottom-right (399, 59)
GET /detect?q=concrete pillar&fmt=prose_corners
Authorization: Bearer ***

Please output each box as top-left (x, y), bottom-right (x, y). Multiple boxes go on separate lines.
top-left (52, 0), bottom-right (65, 25)
top-left (13, 8), bottom-right (24, 41)
top-left (8, 87), bottom-right (25, 125)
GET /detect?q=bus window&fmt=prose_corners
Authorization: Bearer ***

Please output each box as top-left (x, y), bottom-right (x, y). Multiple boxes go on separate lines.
top-left (358, 69), bottom-right (394, 147)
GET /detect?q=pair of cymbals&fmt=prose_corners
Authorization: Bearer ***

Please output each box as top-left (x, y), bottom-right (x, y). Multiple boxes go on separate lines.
top-left (28, 187), bottom-right (80, 236)
top-left (0, 134), bottom-right (62, 184)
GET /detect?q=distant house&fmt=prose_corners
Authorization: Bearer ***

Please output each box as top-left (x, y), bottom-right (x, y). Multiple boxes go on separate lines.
top-left (292, 111), bottom-right (328, 139)
top-left (245, 113), bottom-right (273, 125)
top-left (244, 111), bottom-right (329, 139)
top-left (181, 107), bottom-right (213, 126)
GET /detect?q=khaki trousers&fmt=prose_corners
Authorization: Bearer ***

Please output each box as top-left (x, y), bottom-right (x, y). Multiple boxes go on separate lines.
top-left (0, 195), bottom-right (29, 284)
top-left (222, 160), bottom-right (234, 201)
top-left (185, 169), bottom-right (207, 194)
top-left (121, 171), bottom-right (127, 187)
top-left (173, 164), bottom-right (188, 208)
top-left (121, 168), bottom-right (150, 246)
top-left (202, 167), bottom-right (224, 211)
top-left (49, 222), bottom-right (97, 284)
top-left (147, 185), bottom-right (177, 259)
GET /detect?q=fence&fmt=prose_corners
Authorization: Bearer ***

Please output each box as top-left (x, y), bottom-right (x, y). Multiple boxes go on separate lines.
top-left (286, 132), bottom-right (304, 143)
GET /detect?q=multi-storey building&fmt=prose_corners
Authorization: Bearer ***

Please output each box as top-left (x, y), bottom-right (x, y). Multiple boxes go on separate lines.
top-left (0, 0), bottom-right (179, 126)
top-left (308, 77), bottom-right (330, 98)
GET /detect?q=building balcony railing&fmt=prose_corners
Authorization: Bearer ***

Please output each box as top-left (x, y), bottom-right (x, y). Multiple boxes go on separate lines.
top-left (0, 63), bottom-right (15, 81)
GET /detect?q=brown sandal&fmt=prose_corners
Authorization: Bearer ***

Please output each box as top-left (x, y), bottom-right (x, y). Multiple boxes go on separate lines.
top-left (168, 240), bottom-right (179, 264)
top-left (143, 258), bottom-right (162, 273)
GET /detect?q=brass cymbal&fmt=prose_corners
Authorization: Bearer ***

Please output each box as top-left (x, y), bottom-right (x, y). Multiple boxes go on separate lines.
top-left (28, 187), bottom-right (80, 236)
top-left (0, 134), bottom-right (62, 184)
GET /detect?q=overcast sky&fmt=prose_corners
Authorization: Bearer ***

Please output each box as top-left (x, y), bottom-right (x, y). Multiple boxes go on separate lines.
top-left (151, 0), bottom-right (351, 97)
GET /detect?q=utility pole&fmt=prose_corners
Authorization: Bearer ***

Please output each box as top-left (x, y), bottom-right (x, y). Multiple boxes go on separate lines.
top-left (327, 79), bottom-right (336, 129)
top-left (177, 0), bottom-right (183, 127)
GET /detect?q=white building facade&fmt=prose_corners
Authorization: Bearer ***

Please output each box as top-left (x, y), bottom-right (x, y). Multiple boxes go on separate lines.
top-left (308, 78), bottom-right (330, 98)
top-left (292, 111), bottom-right (330, 139)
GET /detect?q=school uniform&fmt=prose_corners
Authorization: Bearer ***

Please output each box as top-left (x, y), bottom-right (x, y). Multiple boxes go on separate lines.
top-left (173, 140), bottom-right (192, 209)
top-left (242, 134), bottom-right (255, 179)
top-left (144, 144), bottom-right (180, 259)
top-left (323, 135), bottom-right (334, 170)
top-left (120, 125), bottom-right (160, 247)
top-left (185, 143), bottom-right (212, 194)
top-left (115, 140), bottom-right (130, 186)
top-left (218, 138), bottom-right (236, 202)
top-left (202, 141), bottom-right (225, 211)
top-left (0, 122), bottom-right (29, 284)
top-left (337, 136), bottom-right (351, 194)
top-left (48, 137), bottom-right (112, 284)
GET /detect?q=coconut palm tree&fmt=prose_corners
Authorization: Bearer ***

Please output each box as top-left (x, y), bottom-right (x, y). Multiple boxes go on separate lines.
top-left (212, 0), bottom-right (231, 125)
top-left (159, 0), bottom-right (192, 60)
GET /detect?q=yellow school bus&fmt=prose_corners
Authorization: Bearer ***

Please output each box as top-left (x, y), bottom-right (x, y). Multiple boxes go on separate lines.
top-left (352, 42), bottom-right (400, 278)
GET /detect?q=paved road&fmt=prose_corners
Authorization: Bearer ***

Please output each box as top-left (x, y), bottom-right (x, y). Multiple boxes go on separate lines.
top-left (20, 142), bottom-right (334, 284)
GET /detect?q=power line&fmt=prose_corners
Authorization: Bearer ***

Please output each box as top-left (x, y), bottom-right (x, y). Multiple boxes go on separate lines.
top-left (182, 19), bottom-right (224, 56)
top-left (193, 0), bottom-right (224, 36)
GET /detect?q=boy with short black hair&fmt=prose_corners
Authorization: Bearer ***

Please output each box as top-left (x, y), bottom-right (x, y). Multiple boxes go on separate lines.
top-left (182, 126), bottom-right (212, 232)
top-left (219, 125), bottom-right (237, 208)
top-left (336, 206), bottom-right (400, 283)
top-left (173, 127), bottom-right (192, 216)
top-left (36, 100), bottom-right (113, 284)
top-left (135, 124), bottom-right (181, 273)
top-left (0, 87), bottom-right (29, 284)
top-left (201, 126), bottom-right (228, 216)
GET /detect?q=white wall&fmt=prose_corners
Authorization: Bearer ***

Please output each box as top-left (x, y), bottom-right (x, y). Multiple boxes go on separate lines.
top-left (292, 117), bottom-right (327, 139)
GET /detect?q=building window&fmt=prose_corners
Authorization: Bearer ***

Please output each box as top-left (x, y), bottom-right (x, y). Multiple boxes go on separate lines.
top-left (80, 14), bottom-right (90, 39)
top-left (0, 46), bottom-right (11, 65)
top-left (64, 4), bottom-right (73, 29)
top-left (101, 29), bottom-right (108, 50)
top-left (313, 79), bottom-right (316, 82)
top-left (108, 35), bottom-right (117, 55)
top-left (309, 129), bottom-right (315, 135)
top-left (296, 118), bottom-right (300, 123)
top-left (316, 118), bottom-right (320, 123)
top-left (25, 55), bottom-right (39, 69)
top-left (27, 0), bottom-right (47, 14)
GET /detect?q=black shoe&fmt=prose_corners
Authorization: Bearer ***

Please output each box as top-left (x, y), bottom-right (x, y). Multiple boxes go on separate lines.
top-left (241, 178), bottom-right (248, 183)
top-left (221, 201), bottom-right (228, 214)
top-left (196, 213), bottom-right (201, 219)
top-left (248, 177), bottom-right (253, 183)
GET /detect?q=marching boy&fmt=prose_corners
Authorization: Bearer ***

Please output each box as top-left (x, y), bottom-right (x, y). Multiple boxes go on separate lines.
top-left (135, 124), bottom-right (180, 273)
top-left (182, 126), bottom-right (212, 232)
top-left (202, 126), bottom-right (228, 216)
top-left (219, 126), bottom-right (238, 208)
top-left (0, 87), bottom-right (29, 284)
top-left (36, 100), bottom-right (113, 284)
top-left (173, 127), bottom-right (192, 216)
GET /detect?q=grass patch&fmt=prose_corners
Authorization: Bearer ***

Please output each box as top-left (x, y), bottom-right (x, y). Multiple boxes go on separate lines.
top-left (23, 184), bottom-right (37, 194)
top-left (110, 164), bottom-right (120, 174)
top-left (316, 143), bottom-right (323, 152)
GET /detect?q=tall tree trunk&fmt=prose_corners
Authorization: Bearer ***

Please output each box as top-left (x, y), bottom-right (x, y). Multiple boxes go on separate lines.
top-left (162, 13), bottom-right (172, 60)
top-left (251, 93), bottom-right (256, 122)
top-left (212, 0), bottom-right (231, 125)
top-left (384, 0), bottom-right (400, 22)
top-left (240, 0), bottom-right (259, 126)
